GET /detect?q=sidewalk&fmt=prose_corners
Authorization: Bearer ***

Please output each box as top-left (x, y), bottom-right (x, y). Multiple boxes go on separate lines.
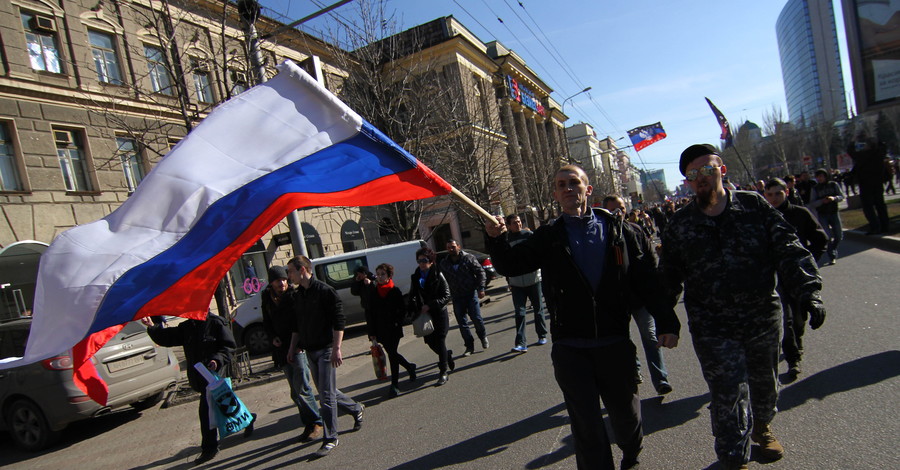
top-left (839, 192), bottom-right (900, 254)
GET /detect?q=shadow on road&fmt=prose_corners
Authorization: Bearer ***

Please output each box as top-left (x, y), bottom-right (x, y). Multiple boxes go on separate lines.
top-left (640, 392), bottom-right (710, 436)
top-left (778, 350), bottom-right (900, 412)
top-left (388, 402), bottom-right (570, 469)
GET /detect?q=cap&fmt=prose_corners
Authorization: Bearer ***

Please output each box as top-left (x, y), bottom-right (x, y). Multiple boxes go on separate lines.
top-left (267, 265), bottom-right (288, 281)
top-left (679, 144), bottom-right (719, 176)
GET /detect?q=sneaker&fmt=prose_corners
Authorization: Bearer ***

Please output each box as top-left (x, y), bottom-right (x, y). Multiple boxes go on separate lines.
top-left (511, 345), bottom-right (528, 353)
top-left (407, 363), bottom-right (417, 382)
top-left (481, 337), bottom-right (490, 349)
top-left (314, 439), bottom-right (338, 458)
top-left (620, 455), bottom-right (640, 470)
top-left (352, 403), bottom-right (365, 431)
top-left (656, 382), bottom-right (673, 395)
top-left (299, 424), bottom-right (323, 443)
top-left (193, 448), bottom-right (218, 465)
top-left (436, 373), bottom-right (449, 386)
top-left (751, 423), bottom-right (785, 460)
top-left (447, 350), bottom-right (456, 371)
top-left (388, 386), bottom-right (400, 398)
top-left (635, 373), bottom-right (644, 385)
top-left (537, 337), bottom-right (548, 345)
top-left (462, 347), bottom-right (474, 357)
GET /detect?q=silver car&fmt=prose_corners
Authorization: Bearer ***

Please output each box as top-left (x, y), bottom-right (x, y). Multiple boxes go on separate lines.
top-left (0, 318), bottom-right (181, 451)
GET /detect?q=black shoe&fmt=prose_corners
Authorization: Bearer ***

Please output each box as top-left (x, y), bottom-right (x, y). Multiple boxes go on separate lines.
top-left (462, 347), bottom-right (474, 357)
top-left (314, 439), bottom-right (338, 458)
top-left (194, 448), bottom-right (218, 466)
top-left (656, 383), bottom-right (673, 395)
top-left (407, 363), bottom-right (417, 382)
top-left (243, 413), bottom-right (257, 438)
top-left (388, 386), bottom-right (400, 398)
top-left (620, 455), bottom-right (640, 470)
top-left (788, 362), bottom-right (801, 378)
top-left (436, 373), bottom-right (449, 386)
top-left (447, 350), bottom-right (456, 371)
top-left (353, 403), bottom-right (365, 431)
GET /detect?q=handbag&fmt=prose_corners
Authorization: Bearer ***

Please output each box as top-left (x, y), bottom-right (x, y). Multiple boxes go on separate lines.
top-left (195, 362), bottom-right (254, 438)
top-left (412, 311), bottom-right (434, 337)
top-left (370, 342), bottom-right (388, 380)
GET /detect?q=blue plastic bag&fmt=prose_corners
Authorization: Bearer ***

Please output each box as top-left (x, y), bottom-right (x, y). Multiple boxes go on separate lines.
top-left (194, 363), bottom-right (254, 438)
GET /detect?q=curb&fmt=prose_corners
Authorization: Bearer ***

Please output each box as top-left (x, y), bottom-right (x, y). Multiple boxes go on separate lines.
top-left (843, 229), bottom-right (900, 254)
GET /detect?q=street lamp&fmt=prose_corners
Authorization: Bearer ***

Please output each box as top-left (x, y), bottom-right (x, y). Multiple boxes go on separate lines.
top-left (561, 86), bottom-right (592, 116)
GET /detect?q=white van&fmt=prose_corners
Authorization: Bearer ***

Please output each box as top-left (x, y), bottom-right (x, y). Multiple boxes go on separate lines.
top-left (232, 240), bottom-right (425, 355)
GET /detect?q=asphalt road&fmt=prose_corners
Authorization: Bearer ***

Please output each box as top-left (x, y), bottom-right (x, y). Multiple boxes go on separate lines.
top-left (1, 238), bottom-right (898, 470)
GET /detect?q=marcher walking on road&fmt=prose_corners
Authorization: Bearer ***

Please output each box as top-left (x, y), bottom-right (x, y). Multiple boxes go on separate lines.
top-left (439, 240), bottom-right (489, 356)
top-left (504, 214), bottom-right (547, 353)
top-left (662, 144), bottom-right (826, 470)
top-left (485, 164), bottom-right (680, 470)
top-left (807, 169), bottom-right (845, 265)
top-left (261, 265), bottom-right (323, 442)
top-left (287, 256), bottom-right (365, 459)
top-left (848, 133), bottom-right (891, 234)
top-left (409, 247), bottom-right (455, 386)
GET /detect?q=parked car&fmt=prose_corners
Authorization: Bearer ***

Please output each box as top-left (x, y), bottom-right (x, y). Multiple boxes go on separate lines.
top-left (232, 240), bottom-right (425, 356)
top-left (435, 248), bottom-right (500, 284)
top-left (0, 318), bottom-right (181, 451)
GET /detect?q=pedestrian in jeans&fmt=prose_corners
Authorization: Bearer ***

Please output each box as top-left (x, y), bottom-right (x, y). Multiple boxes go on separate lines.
top-left (439, 240), bottom-right (489, 356)
top-left (287, 256), bottom-right (364, 458)
top-left (261, 265), bottom-right (322, 442)
top-left (807, 168), bottom-right (845, 265)
top-left (505, 214), bottom-right (547, 353)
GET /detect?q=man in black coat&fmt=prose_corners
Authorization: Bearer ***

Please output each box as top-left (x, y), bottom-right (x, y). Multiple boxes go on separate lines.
top-left (143, 313), bottom-right (236, 465)
top-left (485, 165), bottom-right (680, 470)
top-left (848, 134), bottom-right (890, 234)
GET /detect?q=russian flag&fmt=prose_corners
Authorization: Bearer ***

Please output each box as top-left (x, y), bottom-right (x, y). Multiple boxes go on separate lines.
top-left (627, 122), bottom-right (667, 152)
top-left (0, 61), bottom-right (452, 405)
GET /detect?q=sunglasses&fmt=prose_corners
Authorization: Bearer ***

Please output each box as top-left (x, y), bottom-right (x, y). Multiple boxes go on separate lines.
top-left (417, 258), bottom-right (430, 264)
top-left (685, 165), bottom-right (720, 181)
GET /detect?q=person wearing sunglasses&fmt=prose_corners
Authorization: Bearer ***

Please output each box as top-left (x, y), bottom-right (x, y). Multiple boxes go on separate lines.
top-left (660, 144), bottom-right (826, 470)
top-left (485, 165), bottom-right (680, 470)
top-left (408, 247), bottom-right (454, 385)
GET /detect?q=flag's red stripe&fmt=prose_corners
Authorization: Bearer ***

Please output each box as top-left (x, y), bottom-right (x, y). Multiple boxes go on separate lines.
top-left (71, 324), bottom-right (124, 405)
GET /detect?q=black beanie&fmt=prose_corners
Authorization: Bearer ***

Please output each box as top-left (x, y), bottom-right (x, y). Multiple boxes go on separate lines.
top-left (679, 144), bottom-right (719, 176)
top-left (267, 265), bottom-right (288, 281)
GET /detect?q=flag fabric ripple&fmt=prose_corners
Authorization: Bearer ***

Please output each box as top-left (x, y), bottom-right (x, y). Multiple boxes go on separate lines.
top-left (627, 122), bottom-right (667, 152)
top-left (0, 61), bottom-right (452, 405)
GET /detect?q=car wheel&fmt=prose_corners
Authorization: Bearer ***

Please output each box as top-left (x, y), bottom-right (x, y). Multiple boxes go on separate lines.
top-left (242, 324), bottom-right (271, 356)
top-left (6, 398), bottom-right (60, 451)
top-left (130, 390), bottom-right (165, 411)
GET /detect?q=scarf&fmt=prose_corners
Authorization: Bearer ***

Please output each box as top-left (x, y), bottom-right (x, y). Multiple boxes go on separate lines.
top-left (377, 279), bottom-right (395, 298)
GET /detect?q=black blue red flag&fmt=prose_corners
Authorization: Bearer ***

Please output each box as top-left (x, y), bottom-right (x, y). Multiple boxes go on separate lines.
top-left (627, 122), bottom-right (667, 151)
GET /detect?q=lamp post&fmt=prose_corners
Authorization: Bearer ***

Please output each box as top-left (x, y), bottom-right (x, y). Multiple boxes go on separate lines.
top-left (561, 87), bottom-right (592, 163)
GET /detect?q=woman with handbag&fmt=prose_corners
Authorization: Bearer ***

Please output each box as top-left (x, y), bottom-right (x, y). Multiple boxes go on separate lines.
top-left (363, 263), bottom-right (417, 397)
top-left (408, 247), bottom-right (455, 386)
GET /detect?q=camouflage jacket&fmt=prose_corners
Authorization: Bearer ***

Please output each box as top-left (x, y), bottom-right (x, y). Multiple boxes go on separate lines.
top-left (661, 190), bottom-right (822, 339)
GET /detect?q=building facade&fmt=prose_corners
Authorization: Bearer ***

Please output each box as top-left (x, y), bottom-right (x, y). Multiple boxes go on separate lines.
top-left (777, 0), bottom-right (849, 126)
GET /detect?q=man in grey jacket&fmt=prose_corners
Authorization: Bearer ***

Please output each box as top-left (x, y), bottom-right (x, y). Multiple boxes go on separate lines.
top-left (439, 240), bottom-right (488, 356)
top-left (505, 214), bottom-right (547, 353)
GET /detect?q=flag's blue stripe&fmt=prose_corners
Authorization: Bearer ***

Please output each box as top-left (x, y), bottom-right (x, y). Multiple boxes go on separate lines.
top-left (91, 122), bottom-right (418, 332)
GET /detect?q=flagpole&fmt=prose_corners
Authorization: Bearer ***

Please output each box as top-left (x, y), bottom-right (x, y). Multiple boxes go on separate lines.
top-left (450, 187), bottom-right (501, 226)
top-left (729, 144), bottom-right (754, 182)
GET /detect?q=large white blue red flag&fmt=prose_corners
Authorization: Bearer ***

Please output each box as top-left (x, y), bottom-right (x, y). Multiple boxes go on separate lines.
top-left (627, 122), bottom-right (667, 152)
top-left (0, 61), bottom-right (452, 404)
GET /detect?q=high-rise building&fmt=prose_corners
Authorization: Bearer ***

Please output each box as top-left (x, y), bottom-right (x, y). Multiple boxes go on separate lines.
top-left (777, 0), bottom-right (849, 125)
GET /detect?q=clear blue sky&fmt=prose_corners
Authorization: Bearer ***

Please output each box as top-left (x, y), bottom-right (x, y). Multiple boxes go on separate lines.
top-left (259, 0), bottom-right (853, 191)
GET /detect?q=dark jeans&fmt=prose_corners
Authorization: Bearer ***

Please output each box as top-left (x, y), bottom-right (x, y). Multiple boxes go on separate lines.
top-left (380, 336), bottom-right (413, 386)
top-left (860, 184), bottom-right (890, 232)
top-left (511, 282), bottom-right (547, 347)
top-left (451, 292), bottom-right (487, 349)
top-left (780, 292), bottom-right (806, 365)
top-left (631, 307), bottom-right (669, 390)
top-left (283, 352), bottom-right (322, 427)
top-left (198, 389), bottom-right (218, 452)
top-left (306, 347), bottom-right (364, 441)
top-left (551, 340), bottom-right (642, 470)
top-left (423, 329), bottom-right (449, 373)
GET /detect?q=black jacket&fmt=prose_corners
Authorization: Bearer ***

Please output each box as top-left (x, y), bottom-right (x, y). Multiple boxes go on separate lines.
top-left (408, 268), bottom-right (451, 335)
top-left (291, 278), bottom-right (344, 351)
top-left (147, 314), bottom-right (235, 392)
top-left (487, 208), bottom-right (680, 341)
top-left (362, 283), bottom-right (406, 342)
top-left (776, 201), bottom-right (828, 260)
top-left (261, 284), bottom-right (295, 367)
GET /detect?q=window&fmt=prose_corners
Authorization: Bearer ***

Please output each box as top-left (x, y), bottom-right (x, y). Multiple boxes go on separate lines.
top-left (191, 59), bottom-right (214, 103)
top-left (21, 12), bottom-right (62, 73)
top-left (89, 30), bottom-right (122, 85)
top-left (144, 45), bottom-right (173, 94)
top-left (54, 129), bottom-right (92, 191)
top-left (230, 69), bottom-right (249, 95)
top-left (115, 137), bottom-right (144, 191)
top-left (0, 124), bottom-right (23, 191)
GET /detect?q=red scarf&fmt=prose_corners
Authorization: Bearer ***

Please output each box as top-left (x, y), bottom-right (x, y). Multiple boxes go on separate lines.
top-left (377, 279), bottom-right (395, 298)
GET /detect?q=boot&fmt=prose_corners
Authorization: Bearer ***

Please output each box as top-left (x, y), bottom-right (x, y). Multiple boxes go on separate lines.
top-left (751, 422), bottom-right (785, 460)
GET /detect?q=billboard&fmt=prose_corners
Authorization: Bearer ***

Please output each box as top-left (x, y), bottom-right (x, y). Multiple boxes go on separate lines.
top-left (844, 0), bottom-right (900, 112)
